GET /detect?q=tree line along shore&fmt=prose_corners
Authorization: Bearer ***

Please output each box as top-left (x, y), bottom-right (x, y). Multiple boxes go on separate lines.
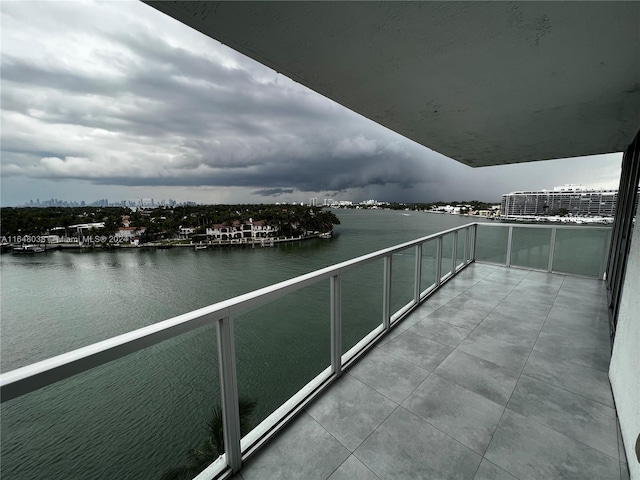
top-left (0, 204), bottom-right (340, 248)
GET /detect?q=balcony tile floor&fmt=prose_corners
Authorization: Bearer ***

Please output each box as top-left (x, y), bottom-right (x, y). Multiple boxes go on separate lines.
top-left (233, 263), bottom-right (626, 480)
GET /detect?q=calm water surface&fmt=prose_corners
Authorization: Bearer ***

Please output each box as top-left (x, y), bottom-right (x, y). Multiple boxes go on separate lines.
top-left (0, 210), bottom-right (486, 480)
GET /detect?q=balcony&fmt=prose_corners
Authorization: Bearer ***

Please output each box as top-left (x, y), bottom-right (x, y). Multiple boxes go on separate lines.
top-left (0, 223), bottom-right (623, 480)
top-left (234, 263), bottom-right (623, 480)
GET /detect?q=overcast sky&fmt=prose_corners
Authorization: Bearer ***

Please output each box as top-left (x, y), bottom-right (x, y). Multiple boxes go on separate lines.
top-left (0, 1), bottom-right (623, 206)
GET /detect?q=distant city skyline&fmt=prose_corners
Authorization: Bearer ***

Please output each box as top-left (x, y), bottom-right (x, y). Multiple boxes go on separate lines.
top-left (14, 183), bottom-right (620, 209)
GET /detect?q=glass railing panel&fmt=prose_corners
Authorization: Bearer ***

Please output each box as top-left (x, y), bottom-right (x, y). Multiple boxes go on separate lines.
top-left (455, 229), bottom-right (467, 270)
top-left (421, 240), bottom-right (438, 295)
top-left (391, 247), bottom-right (416, 315)
top-left (552, 228), bottom-right (611, 277)
top-left (440, 233), bottom-right (455, 280)
top-left (342, 259), bottom-right (383, 354)
top-left (475, 225), bottom-right (508, 264)
top-left (234, 280), bottom-right (330, 429)
top-left (511, 227), bottom-right (551, 270)
top-left (0, 324), bottom-right (222, 480)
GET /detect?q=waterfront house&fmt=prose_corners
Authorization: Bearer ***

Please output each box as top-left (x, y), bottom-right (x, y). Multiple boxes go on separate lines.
top-left (206, 220), bottom-right (279, 241)
top-left (179, 226), bottom-right (197, 239)
top-left (116, 227), bottom-right (146, 239)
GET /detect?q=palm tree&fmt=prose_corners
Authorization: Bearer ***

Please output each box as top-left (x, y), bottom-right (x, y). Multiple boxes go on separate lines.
top-left (161, 398), bottom-right (257, 480)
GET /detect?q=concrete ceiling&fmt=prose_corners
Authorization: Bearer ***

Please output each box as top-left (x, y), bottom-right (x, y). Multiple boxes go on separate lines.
top-left (145, 1), bottom-right (640, 167)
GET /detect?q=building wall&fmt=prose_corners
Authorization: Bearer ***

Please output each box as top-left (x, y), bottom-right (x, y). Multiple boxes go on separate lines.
top-left (609, 217), bottom-right (640, 476)
top-left (501, 190), bottom-right (619, 216)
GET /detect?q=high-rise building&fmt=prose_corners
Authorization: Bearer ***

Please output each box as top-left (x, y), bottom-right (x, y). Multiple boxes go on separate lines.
top-left (501, 185), bottom-right (622, 217)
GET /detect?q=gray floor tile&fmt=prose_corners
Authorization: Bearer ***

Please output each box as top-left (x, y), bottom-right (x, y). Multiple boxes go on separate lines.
top-left (485, 409), bottom-right (620, 480)
top-left (486, 268), bottom-right (530, 281)
top-left (510, 291), bottom-right (557, 306)
top-left (553, 291), bottom-right (606, 316)
top-left (391, 311), bottom-right (423, 332)
top-left (306, 375), bottom-right (396, 452)
top-left (442, 294), bottom-right (501, 316)
top-left (465, 280), bottom-right (514, 298)
top-left (422, 288), bottom-right (460, 307)
top-left (457, 332), bottom-right (531, 372)
top-left (523, 350), bottom-right (614, 408)
top-left (467, 263), bottom-right (500, 275)
top-left (434, 350), bottom-right (519, 406)
top-left (507, 375), bottom-right (618, 459)
top-left (546, 304), bottom-right (609, 331)
top-left (380, 330), bottom-right (453, 372)
top-left (533, 330), bottom-right (611, 372)
top-left (411, 301), bottom-right (443, 321)
top-left (402, 375), bottom-right (504, 455)
top-left (491, 298), bottom-right (551, 322)
top-left (348, 348), bottom-right (430, 404)
top-left (522, 270), bottom-right (565, 286)
top-left (473, 459), bottom-right (517, 480)
top-left (474, 311), bottom-right (543, 348)
top-left (509, 284), bottom-right (559, 305)
top-left (540, 321), bottom-right (610, 349)
top-left (558, 286), bottom-right (607, 300)
top-left (427, 304), bottom-right (488, 329)
top-left (407, 316), bottom-right (471, 347)
top-left (327, 455), bottom-right (380, 480)
top-left (376, 324), bottom-right (407, 347)
top-left (240, 412), bottom-right (349, 480)
top-left (560, 275), bottom-right (606, 292)
top-left (354, 407), bottom-right (481, 480)
top-left (445, 276), bottom-right (482, 290)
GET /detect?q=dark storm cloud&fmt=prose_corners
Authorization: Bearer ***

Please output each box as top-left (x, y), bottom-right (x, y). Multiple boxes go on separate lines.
top-left (252, 188), bottom-right (296, 197)
top-left (1, 1), bottom-right (447, 196)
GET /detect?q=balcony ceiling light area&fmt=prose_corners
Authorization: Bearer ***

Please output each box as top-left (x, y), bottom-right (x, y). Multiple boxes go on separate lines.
top-left (145, 1), bottom-right (639, 167)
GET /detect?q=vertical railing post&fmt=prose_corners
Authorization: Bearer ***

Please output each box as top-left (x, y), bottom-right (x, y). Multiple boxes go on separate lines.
top-left (382, 255), bottom-right (392, 329)
top-left (414, 244), bottom-right (422, 304)
top-left (548, 227), bottom-right (557, 273)
top-left (330, 274), bottom-right (342, 377)
top-left (506, 226), bottom-right (513, 267)
top-left (216, 315), bottom-right (242, 473)
top-left (436, 237), bottom-right (443, 285)
top-left (452, 231), bottom-right (458, 273)
top-left (471, 224), bottom-right (477, 262)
